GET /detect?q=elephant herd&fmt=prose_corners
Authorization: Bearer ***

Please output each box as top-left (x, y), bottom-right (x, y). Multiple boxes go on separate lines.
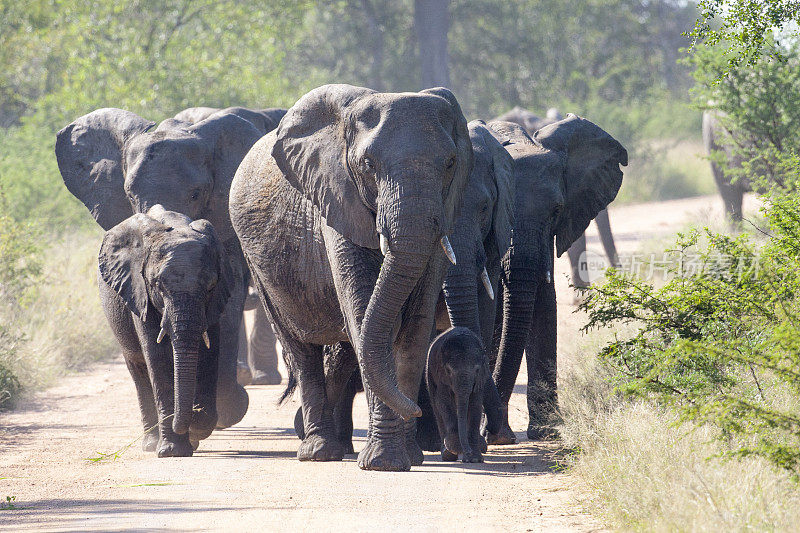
top-left (55, 84), bottom-right (627, 471)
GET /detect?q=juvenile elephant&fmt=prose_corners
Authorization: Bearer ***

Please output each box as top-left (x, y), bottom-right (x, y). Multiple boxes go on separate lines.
top-left (427, 327), bottom-right (492, 463)
top-left (98, 206), bottom-right (233, 457)
top-left (702, 110), bottom-right (749, 222)
top-left (230, 84), bottom-right (473, 471)
top-left (486, 117), bottom-right (627, 442)
top-left (56, 108), bottom-right (260, 428)
top-left (495, 106), bottom-right (620, 288)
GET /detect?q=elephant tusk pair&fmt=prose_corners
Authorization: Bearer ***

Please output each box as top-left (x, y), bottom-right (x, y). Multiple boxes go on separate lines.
top-left (377, 233), bottom-right (457, 267)
top-left (157, 326), bottom-right (210, 349)
top-left (481, 268), bottom-right (495, 300)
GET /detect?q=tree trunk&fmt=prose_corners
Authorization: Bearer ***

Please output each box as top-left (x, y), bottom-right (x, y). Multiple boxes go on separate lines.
top-left (414, 0), bottom-right (450, 88)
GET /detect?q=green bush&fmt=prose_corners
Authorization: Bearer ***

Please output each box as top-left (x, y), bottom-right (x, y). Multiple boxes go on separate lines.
top-left (580, 165), bottom-right (800, 472)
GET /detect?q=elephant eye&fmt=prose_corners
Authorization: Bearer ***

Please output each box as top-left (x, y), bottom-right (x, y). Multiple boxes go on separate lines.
top-left (446, 156), bottom-right (456, 170)
top-left (190, 189), bottom-right (201, 201)
top-left (362, 157), bottom-right (376, 174)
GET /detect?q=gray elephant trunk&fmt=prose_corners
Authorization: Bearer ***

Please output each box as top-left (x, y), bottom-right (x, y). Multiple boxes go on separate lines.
top-left (442, 237), bottom-right (481, 336)
top-left (360, 185), bottom-right (443, 421)
top-left (455, 375), bottom-right (474, 456)
top-left (168, 296), bottom-right (205, 435)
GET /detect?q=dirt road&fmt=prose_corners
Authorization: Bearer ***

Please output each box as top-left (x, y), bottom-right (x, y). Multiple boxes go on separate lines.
top-left (0, 194), bottom-right (757, 531)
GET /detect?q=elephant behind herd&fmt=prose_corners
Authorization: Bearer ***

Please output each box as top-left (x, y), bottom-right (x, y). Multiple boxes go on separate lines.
top-left (55, 84), bottom-right (628, 470)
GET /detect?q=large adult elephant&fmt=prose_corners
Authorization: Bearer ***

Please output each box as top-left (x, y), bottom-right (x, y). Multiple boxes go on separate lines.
top-left (485, 117), bottom-right (627, 443)
top-left (495, 107), bottom-right (620, 288)
top-left (229, 84), bottom-right (473, 471)
top-left (702, 110), bottom-right (749, 222)
top-left (173, 106), bottom-right (287, 386)
top-left (56, 109), bottom-right (261, 428)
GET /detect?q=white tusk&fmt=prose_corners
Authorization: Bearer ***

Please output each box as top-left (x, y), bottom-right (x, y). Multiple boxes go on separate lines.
top-left (440, 236), bottom-right (457, 265)
top-left (481, 267), bottom-right (495, 300)
top-left (380, 233), bottom-right (389, 256)
top-left (546, 270), bottom-right (552, 284)
top-left (157, 327), bottom-right (167, 344)
top-left (202, 331), bottom-right (211, 349)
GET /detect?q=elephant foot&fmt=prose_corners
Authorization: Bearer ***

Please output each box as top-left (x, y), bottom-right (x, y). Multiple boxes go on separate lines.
top-left (462, 450), bottom-right (483, 463)
top-left (441, 447), bottom-right (458, 462)
top-left (216, 381), bottom-right (249, 429)
top-left (486, 422), bottom-right (517, 446)
top-left (189, 438), bottom-right (200, 451)
top-left (157, 435), bottom-right (194, 458)
top-left (527, 424), bottom-right (560, 441)
top-left (443, 434), bottom-right (462, 455)
top-left (249, 370), bottom-right (282, 385)
top-left (142, 431), bottom-right (159, 452)
top-left (358, 437), bottom-right (411, 472)
top-left (236, 363), bottom-right (252, 386)
top-left (341, 439), bottom-right (355, 455)
top-left (297, 434), bottom-right (345, 462)
top-left (405, 436), bottom-right (425, 466)
top-left (478, 436), bottom-right (488, 454)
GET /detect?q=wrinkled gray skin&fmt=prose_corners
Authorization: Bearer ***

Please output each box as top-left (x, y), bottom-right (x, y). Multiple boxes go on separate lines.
top-left (293, 120), bottom-right (511, 454)
top-left (495, 107), bottom-right (620, 288)
top-left (230, 84), bottom-right (473, 471)
top-left (56, 109), bottom-right (263, 428)
top-left (702, 110), bottom-right (749, 222)
top-left (427, 327), bottom-right (489, 463)
top-left (486, 118), bottom-right (627, 443)
top-left (173, 106), bottom-right (287, 386)
top-left (98, 206), bottom-right (233, 457)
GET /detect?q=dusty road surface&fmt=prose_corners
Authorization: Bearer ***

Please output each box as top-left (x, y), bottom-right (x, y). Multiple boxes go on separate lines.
top-left (0, 194), bottom-right (758, 532)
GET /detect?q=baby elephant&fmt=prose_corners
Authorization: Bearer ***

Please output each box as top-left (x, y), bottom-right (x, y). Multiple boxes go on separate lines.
top-left (98, 205), bottom-right (233, 457)
top-left (427, 327), bottom-right (493, 463)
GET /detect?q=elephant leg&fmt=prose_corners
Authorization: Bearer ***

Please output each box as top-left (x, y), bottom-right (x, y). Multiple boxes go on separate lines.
top-left (465, 392), bottom-right (485, 463)
top-left (124, 357), bottom-right (159, 452)
top-left (215, 281), bottom-right (249, 429)
top-left (712, 161), bottom-right (744, 224)
top-left (236, 315), bottom-right (253, 386)
top-left (566, 232), bottom-right (589, 290)
top-left (248, 303), bottom-right (282, 385)
top-left (333, 370), bottom-right (360, 455)
top-left (137, 329), bottom-right (193, 458)
top-left (415, 379), bottom-right (442, 452)
top-left (595, 209), bottom-right (620, 268)
top-left (289, 339), bottom-right (344, 462)
top-left (524, 280), bottom-right (559, 440)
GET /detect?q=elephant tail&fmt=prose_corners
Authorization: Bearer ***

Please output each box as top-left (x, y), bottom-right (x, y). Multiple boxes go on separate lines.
top-left (278, 369), bottom-right (297, 405)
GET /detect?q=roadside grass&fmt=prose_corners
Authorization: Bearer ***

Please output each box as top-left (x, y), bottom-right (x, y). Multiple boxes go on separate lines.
top-left (559, 216), bottom-right (800, 531)
top-left (559, 350), bottom-right (800, 531)
top-left (0, 228), bottom-right (117, 407)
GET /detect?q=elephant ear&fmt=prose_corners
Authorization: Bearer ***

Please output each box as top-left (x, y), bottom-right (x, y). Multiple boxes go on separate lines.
top-left (481, 125), bottom-right (514, 258)
top-left (190, 219), bottom-right (234, 327)
top-left (420, 87), bottom-right (474, 237)
top-left (535, 114), bottom-right (628, 256)
top-left (98, 213), bottom-right (164, 321)
top-left (272, 84), bottom-right (378, 248)
top-left (56, 109), bottom-right (155, 230)
top-left (188, 113), bottom-right (264, 239)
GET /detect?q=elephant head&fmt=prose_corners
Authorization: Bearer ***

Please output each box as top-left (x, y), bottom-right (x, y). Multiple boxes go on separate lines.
top-left (56, 108), bottom-right (263, 242)
top-left (442, 120), bottom-right (514, 337)
top-left (98, 206), bottom-right (234, 439)
top-left (174, 106), bottom-right (287, 135)
top-left (486, 115), bottom-right (627, 407)
top-left (271, 84), bottom-right (473, 420)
